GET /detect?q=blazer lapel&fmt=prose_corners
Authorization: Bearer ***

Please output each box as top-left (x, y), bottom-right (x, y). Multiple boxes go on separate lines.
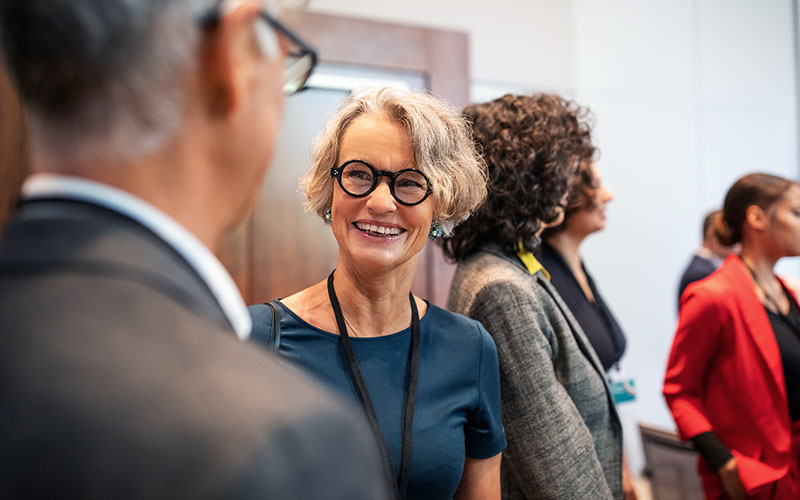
top-left (539, 276), bottom-right (606, 376)
top-left (726, 256), bottom-right (787, 403)
top-left (479, 244), bottom-right (621, 423)
top-left (538, 275), bottom-right (621, 425)
top-left (483, 244), bottom-right (611, 380)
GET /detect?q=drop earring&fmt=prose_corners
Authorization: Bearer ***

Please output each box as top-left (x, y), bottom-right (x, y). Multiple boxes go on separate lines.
top-left (428, 220), bottom-right (442, 240)
top-left (324, 208), bottom-right (332, 224)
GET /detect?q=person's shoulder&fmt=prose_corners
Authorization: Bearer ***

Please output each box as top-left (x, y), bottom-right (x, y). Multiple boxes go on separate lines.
top-left (689, 258), bottom-right (731, 290)
top-left (426, 305), bottom-right (489, 340)
top-left (683, 255), bottom-right (717, 279)
top-left (0, 271), bottom-right (385, 497)
top-left (680, 259), bottom-right (739, 311)
top-left (692, 254), bottom-right (718, 270)
top-left (211, 337), bottom-right (364, 435)
top-left (451, 250), bottom-right (534, 300)
top-left (455, 248), bottom-right (523, 278)
top-left (423, 305), bottom-right (498, 369)
top-left (162, 337), bottom-right (390, 499)
top-left (202, 333), bottom-right (391, 499)
top-left (450, 263), bottom-right (547, 325)
top-left (0, 259), bottom-right (336, 421)
top-left (221, 387), bottom-right (390, 500)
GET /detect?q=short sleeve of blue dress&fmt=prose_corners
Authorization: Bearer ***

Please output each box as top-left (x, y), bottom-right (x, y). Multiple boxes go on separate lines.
top-left (272, 300), bottom-right (506, 500)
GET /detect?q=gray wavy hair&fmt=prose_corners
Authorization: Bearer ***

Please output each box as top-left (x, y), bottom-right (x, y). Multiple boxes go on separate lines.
top-left (302, 87), bottom-right (487, 236)
top-left (0, 0), bottom-right (278, 166)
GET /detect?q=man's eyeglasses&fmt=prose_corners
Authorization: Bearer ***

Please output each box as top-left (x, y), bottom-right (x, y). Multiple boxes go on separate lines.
top-left (200, 7), bottom-right (317, 96)
top-left (330, 160), bottom-right (433, 206)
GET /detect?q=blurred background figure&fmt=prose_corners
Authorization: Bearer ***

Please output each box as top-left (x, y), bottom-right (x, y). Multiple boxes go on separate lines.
top-left (252, 87), bottom-right (505, 500)
top-left (676, 209), bottom-right (740, 307)
top-left (0, 0), bottom-right (389, 498)
top-left (664, 173), bottom-right (800, 500)
top-left (446, 94), bottom-right (623, 500)
top-left (540, 160), bottom-right (637, 499)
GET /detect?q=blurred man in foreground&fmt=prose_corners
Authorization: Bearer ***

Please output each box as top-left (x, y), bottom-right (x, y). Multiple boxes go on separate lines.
top-left (0, 0), bottom-right (388, 498)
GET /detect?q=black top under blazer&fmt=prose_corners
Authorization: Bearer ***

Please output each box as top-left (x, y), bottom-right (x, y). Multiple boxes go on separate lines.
top-left (0, 199), bottom-right (389, 500)
top-left (539, 242), bottom-right (627, 371)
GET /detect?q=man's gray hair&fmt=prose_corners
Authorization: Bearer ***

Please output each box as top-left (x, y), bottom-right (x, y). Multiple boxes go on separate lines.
top-left (0, 0), bottom-right (217, 165)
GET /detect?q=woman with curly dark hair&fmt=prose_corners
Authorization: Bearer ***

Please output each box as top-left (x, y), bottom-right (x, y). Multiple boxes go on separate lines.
top-left (445, 94), bottom-right (623, 500)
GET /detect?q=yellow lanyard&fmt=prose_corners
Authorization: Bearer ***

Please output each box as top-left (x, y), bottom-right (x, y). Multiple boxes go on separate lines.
top-left (516, 241), bottom-right (551, 280)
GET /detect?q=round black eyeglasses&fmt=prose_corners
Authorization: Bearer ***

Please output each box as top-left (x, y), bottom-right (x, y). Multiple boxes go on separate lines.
top-left (330, 160), bottom-right (433, 206)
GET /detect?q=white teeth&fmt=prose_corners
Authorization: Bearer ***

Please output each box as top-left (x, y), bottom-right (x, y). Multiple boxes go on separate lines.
top-left (356, 223), bottom-right (401, 235)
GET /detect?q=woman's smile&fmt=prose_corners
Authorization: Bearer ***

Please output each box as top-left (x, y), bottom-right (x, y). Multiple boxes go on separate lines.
top-left (353, 220), bottom-right (406, 238)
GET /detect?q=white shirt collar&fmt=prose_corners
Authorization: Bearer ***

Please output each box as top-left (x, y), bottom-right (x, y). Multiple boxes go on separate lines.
top-left (21, 173), bottom-right (251, 340)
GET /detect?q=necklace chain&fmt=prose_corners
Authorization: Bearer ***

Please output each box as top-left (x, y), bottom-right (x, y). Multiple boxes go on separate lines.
top-left (742, 262), bottom-right (800, 337)
top-left (338, 303), bottom-right (416, 339)
top-left (744, 262), bottom-right (786, 314)
top-left (342, 314), bottom-right (360, 337)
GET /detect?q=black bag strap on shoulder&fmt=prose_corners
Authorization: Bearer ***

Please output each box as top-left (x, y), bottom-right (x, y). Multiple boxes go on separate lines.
top-left (247, 301), bottom-right (282, 352)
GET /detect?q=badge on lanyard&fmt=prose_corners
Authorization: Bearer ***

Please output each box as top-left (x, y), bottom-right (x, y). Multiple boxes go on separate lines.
top-left (607, 365), bottom-right (636, 404)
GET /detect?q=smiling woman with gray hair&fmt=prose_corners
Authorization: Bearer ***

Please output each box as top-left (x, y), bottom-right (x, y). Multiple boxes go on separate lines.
top-left (303, 87), bottom-right (488, 237)
top-left (251, 87), bottom-right (506, 499)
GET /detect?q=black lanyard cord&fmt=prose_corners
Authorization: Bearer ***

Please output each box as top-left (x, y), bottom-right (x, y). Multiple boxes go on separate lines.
top-left (327, 271), bottom-right (419, 500)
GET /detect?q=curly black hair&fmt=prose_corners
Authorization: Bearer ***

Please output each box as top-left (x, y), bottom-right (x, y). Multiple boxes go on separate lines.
top-left (441, 93), bottom-right (595, 261)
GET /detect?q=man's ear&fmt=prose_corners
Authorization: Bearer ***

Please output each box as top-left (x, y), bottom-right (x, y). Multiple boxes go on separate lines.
top-left (745, 204), bottom-right (769, 231)
top-left (199, 0), bottom-right (262, 118)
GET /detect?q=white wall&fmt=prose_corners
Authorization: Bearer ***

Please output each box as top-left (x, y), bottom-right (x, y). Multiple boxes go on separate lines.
top-left (307, 0), bottom-right (800, 476)
top-left (308, 0), bottom-right (574, 92)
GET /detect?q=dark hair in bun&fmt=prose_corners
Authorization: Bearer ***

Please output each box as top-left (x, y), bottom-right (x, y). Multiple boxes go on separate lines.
top-left (716, 172), bottom-right (796, 245)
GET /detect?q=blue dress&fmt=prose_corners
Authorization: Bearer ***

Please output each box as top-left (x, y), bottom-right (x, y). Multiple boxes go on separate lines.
top-left (273, 300), bottom-right (506, 500)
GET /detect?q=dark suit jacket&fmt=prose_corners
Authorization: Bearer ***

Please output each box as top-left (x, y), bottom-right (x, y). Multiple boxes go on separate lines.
top-left (0, 199), bottom-right (389, 500)
top-left (677, 254), bottom-right (718, 309)
top-left (664, 255), bottom-right (800, 499)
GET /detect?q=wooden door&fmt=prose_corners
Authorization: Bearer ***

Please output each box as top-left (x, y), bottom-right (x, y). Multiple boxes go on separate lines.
top-left (0, 62), bottom-right (28, 227)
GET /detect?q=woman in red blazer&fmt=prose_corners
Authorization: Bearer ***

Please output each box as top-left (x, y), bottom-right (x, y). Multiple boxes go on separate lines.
top-left (664, 173), bottom-right (800, 500)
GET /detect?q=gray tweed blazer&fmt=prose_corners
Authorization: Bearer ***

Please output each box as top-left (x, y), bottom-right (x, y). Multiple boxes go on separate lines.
top-left (448, 246), bottom-right (622, 500)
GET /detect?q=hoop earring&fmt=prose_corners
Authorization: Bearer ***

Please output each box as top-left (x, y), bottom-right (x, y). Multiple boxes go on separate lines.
top-left (324, 208), bottom-right (332, 224)
top-left (428, 220), bottom-right (443, 240)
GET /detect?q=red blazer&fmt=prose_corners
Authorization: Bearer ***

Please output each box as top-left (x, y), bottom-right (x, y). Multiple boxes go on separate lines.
top-left (664, 255), bottom-right (798, 498)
